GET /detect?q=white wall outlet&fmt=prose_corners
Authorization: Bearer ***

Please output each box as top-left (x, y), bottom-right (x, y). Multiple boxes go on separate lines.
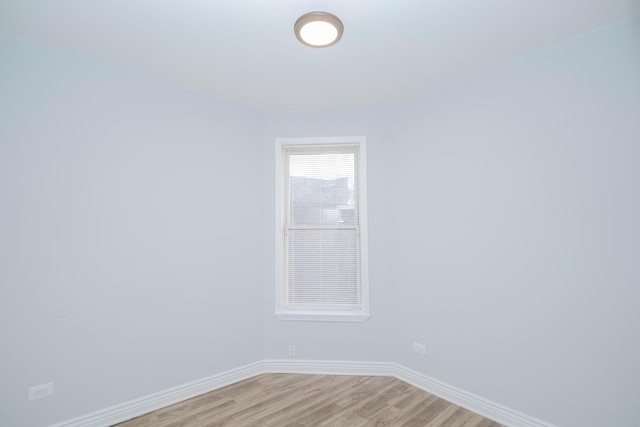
top-left (28, 382), bottom-right (54, 400)
top-left (413, 342), bottom-right (426, 355)
top-left (288, 344), bottom-right (296, 357)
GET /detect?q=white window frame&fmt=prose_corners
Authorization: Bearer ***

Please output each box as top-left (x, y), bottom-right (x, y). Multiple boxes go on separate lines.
top-left (275, 136), bottom-right (369, 322)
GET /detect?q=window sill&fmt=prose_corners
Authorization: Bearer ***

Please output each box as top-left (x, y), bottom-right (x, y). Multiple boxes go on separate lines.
top-left (275, 311), bottom-right (370, 322)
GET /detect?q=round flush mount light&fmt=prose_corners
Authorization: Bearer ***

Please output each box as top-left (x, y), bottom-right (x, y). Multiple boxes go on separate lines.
top-left (294, 11), bottom-right (344, 48)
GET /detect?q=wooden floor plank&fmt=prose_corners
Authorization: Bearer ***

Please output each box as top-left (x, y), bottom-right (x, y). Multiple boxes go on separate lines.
top-left (113, 374), bottom-right (503, 427)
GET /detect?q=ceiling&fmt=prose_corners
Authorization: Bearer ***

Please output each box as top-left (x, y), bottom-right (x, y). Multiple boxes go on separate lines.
top-left (1, 1), bottom-right (639, 111)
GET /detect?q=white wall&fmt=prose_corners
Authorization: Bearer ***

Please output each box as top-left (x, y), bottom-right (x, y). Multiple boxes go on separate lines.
top-left (0, 35), bottom-right (265, 427)
top-left (262, 17), bottom-right (640, 427)
top-left (387, 17), bottom-right (640, 427)
top-left (1, 15), bottom-right (638, 427)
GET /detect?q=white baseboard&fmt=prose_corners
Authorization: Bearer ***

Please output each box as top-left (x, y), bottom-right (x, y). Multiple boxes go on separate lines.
top-left (50, 359), bottom-right (555, 427)
top-left (263, 359), bottom-right (555, 427)
top-left (49, 361), bottom-right (264, 427)
top-left (262, 359), bottom-right (395, 376)
top-left (391, 363), bottom-right (555, 427)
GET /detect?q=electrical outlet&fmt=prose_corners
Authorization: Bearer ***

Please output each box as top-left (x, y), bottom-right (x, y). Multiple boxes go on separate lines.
top-left (288, 344), bottom-right (296, 357)
top-left (413, 342), bottom-right (426, 355)
top-left (28, 383), bottom-right (54, 400)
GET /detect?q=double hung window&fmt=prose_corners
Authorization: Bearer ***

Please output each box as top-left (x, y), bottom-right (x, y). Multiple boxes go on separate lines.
top-left (275, 137), bottom-right (369, 321)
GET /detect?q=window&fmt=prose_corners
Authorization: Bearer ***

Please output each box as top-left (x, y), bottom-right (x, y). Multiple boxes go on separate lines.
top-left (275, 137), bottom-right (369, 321)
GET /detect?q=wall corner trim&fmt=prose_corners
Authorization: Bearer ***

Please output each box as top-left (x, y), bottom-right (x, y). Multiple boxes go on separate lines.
top-left (50, 360), bottom-right (555, 427)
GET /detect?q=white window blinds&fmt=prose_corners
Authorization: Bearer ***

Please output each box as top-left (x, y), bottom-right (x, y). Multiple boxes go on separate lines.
top-left (276, 137), bottom-right (369, 322)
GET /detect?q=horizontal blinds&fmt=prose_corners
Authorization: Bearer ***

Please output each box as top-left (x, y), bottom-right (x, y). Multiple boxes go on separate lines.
top-left (284, 148), bottom-right (361, 309)
top-left (286, 229), bottom-right (360, 307)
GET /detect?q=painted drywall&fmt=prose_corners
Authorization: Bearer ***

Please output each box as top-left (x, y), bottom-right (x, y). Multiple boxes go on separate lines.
top-left (387, 17), bottom-right (640, 427)
top-left (0, 36), bottom-right (265, 427)
top-left (262, 17), bottom-right (640, 427)
top-left (1, 15), bottom-right (638, 427)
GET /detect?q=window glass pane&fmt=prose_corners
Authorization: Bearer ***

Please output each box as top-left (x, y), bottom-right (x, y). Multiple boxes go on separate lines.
top-left (289, 153), bottom-right (356, 226)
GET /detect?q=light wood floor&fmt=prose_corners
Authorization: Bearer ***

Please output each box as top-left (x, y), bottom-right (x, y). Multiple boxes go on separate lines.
top-left (113, 374), bottom-right (503, 427)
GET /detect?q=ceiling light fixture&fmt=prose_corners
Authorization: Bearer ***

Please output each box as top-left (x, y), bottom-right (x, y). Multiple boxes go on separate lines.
top-left (294, 11), bottom-right (343, 48)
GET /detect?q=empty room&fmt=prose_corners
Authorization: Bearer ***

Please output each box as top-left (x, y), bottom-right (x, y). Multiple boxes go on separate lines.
top-left (1, 1), bottom-right (639, 426)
